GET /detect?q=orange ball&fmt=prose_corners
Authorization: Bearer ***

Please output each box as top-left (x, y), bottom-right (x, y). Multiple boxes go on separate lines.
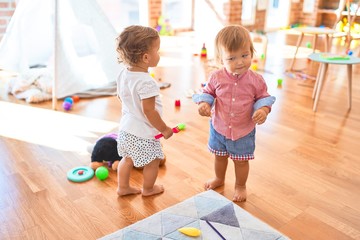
top-left (71, 95), bottom-right (80, 103)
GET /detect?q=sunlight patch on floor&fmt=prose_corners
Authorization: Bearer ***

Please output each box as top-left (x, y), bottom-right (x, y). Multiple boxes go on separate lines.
top-left (0, 101), bottom-right (118, 153)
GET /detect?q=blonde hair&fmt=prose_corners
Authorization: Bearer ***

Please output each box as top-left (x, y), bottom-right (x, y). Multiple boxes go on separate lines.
top-left (116, 25), bottom-right (159, 66)
top-left (214, 25), bottom-right (255, 64)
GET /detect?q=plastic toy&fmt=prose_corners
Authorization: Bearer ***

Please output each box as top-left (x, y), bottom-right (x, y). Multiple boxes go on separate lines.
top-left (95, 166), bottom-right (109, 181)
top-left (251, 32), bottom-right (267, 71)
top-left (62, 101), bottom-right (72, 111)
top-left (175, 99), bottom-right (181, 107)
top-left (320, 53), bottom-right (350, 60)
top-left (64, 97), bottom-right (73, 104)
top-left (178, 227), bottom-right (201, 237)
top-left (346, 49), bottom-right (353, 56)
top-left (277, 78), bottom-right (283, 86)
top-left (250, 63), bottom-right (258, 71)
top-left (67, 166), bottom-right (94, 182)
top-left (155, 123), bottom-right (185, 139)
top-left (201, 43), bottom-right (207, 58)
top-left (62, 96), bottom-right (80, 111)
top-left (155, 15), bottom-right (174, 36)
top-left (62, 97), bottom-right (75, 111)
top-left (71, 95), bottom-right (80, 103)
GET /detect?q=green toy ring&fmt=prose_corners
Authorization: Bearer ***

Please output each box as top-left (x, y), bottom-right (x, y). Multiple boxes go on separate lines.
top-left (67, 166), bottom-right (94, 182)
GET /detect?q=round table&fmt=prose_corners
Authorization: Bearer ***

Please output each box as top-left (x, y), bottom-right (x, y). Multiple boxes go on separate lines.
top-left (308, 52), bottom-right (360, 111)
top-left (289, 27), bottom-right (338, 71)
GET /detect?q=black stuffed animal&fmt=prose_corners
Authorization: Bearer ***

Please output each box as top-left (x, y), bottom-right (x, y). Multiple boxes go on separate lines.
top-left (90, 133), bottom-right (122, 171)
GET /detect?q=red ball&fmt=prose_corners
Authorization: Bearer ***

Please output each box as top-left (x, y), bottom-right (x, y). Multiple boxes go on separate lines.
top-left (71, 95), bottom-right (80, 103)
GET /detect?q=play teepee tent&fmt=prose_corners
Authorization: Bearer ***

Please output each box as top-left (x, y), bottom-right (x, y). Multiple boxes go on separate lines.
top-left (0, 0), bottom-right (120, 107)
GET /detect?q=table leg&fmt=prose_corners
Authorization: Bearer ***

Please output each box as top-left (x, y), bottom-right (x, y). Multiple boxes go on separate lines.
top-left (289, 33), bottom-right (304, 71)
top-left (325, 34), bottom-right (329, 52)
top-left (313, 63), bottom-right (328, 112)
top-left (312, 34), bottom-right (318, 53)
top-left (312, 63), bottom-right (324, 99)
top-left (347, 64), bottom-right (352, 109)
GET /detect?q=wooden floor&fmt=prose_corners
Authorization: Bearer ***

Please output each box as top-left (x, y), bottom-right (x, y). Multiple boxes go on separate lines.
top-left (1, 30), bottom-right (360, 240)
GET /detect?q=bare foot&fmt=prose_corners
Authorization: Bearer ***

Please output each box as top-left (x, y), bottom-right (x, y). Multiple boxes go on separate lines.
top-left (204, 178), bottom-right (224, 190)
top-left (159, 157), bottom-right (166, 167)
top-left (233, 184), bottom-right (247, 202)
top-left (117, 187), bottom-right (141, 196)
top-left (111, 160), bottom-right (120, 171)
top-left (142, 184), bottom-right (164, 197)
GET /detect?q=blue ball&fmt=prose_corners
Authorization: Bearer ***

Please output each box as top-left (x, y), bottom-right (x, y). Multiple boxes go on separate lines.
top-left (64, 97), bottom-right (74, 104)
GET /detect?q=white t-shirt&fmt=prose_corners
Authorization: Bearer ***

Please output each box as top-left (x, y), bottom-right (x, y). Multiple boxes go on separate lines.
top-left (116, 68), bottom-right (162, 139)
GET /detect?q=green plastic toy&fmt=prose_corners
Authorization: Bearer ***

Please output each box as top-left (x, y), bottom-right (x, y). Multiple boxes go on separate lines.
top-left (67, 166), bottom-right (94, 183)
top-left (155, 123), bottom-right (186, 139)
top-left (95, 166), bottom-right (109, 181)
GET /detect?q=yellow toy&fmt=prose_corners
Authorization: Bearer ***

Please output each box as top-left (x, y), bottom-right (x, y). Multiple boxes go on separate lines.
top-left (178, 227), bottom-right (201, 237)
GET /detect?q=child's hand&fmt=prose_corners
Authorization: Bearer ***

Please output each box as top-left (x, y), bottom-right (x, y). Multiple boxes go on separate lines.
top-left (161, 126), bottom-right (174, 139)
top-left (252, 107), bottom-right (269, 125)
top-left (198, 102), bottom-right (211, 117)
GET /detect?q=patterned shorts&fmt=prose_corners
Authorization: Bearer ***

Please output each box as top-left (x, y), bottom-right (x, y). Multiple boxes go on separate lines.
top-left (117, 130), bottom-right (165, 168)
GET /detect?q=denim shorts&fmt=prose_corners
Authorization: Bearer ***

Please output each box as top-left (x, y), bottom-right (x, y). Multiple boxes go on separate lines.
top-left (208, 122), bottom-right (255, 161)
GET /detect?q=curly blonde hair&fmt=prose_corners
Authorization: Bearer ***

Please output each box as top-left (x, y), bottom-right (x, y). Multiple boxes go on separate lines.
top-left (116, 25), bottom-right (159, 66)
top-left (214, 25), bottom-right (255, 65)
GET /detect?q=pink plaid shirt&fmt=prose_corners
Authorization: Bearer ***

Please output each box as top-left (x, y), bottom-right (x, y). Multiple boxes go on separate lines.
top-left (194, 68), bottom-right (274, 141)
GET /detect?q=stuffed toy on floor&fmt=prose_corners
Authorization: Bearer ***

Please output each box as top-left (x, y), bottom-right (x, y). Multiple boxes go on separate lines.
top-left (88, 133), bottom-right (166, 171)
top-left (89, 133), bottom-right (122, 171)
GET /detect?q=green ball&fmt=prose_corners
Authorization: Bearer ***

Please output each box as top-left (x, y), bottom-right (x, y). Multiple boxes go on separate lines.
top-left (177, 123), bottom-right (186, 130)
top-left (95, 166), bottom-right (109, 181)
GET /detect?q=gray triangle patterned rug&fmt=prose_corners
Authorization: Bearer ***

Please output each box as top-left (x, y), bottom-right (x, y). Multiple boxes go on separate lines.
top-left (99, 190), bottom-right (290, 240)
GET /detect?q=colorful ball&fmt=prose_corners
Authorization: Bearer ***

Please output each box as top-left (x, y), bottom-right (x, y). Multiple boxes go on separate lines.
top-left (177, 123), bottom-right (186, 130)
top-left (71, 95), bottom-right (80, 103)
top-left (64, 97), bottom-right (74, 104)
top-left (62, 101), bottom-right (72, 111)
top-left (95, 166), bottom-right (109, 181)
top-left (250, 64), bottom-right (258, 71)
